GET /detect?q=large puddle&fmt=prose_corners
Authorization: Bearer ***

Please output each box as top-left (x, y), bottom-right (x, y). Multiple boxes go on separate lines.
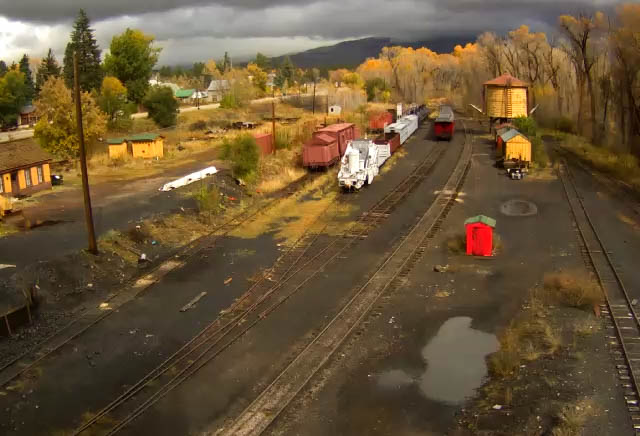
top-left (377, 317), bottom-right (499, 405)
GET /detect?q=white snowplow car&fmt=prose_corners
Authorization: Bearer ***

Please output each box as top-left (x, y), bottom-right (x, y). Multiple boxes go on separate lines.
top-left (338, 140), bottom-right (380, 190)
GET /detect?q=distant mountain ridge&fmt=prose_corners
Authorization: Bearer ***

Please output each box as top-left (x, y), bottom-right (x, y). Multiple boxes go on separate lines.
top-left (270, 36), bottom-right (475, 68)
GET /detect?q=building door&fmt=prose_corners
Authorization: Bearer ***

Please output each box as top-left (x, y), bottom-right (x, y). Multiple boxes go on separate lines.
top-left (10, 172), bottom-right (18, 194)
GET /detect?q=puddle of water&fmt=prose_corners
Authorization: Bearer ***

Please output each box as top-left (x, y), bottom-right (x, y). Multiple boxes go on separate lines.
top-left (419, 317), bottom-right (498, 405)
top-left (375, 317), bottom-right (498, 406)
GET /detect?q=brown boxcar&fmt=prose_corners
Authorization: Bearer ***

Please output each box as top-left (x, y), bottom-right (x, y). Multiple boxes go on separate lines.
top-left (369, 112), bottom-right (393, 131)
top-left (374, 132), bottom-right (401, 154)
top-left (316, 123), bottom-right (357, 156)
top-left (302, 133), bottom-right (340, 168)
top-left (253, 132), bottom-right (274, 156)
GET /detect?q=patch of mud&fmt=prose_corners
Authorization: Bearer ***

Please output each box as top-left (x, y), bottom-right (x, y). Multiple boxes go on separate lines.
top-left (500, 199), bottom-right (538, 217)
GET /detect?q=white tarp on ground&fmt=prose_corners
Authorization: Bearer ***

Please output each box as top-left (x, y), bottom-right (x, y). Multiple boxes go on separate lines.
top-left (159, 166), bottom-right (218, 191)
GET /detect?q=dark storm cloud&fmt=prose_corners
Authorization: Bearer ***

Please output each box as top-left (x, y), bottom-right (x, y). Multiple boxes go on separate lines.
top-left (0, 0), bottom-right (307, 23)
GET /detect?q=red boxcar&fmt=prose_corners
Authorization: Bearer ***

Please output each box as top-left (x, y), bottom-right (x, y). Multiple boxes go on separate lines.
top-left (369, 112), bottom-right (393, 131)
top-left (316, 123), bottom-right (357, 156)
top-left (374, 132), bottom-right (401, 154)
top-left (302, 132), bottom-right (340, 168)
top-left (253, 132), bottom-right (274, 156)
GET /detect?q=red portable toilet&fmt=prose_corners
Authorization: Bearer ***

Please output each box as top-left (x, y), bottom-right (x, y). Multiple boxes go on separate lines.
top-left (465, 215), bottom-right (496, 257)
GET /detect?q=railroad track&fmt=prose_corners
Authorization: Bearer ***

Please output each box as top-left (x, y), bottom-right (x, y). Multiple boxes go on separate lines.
top-left (558, 159), bottom-right (640, 434)
top-left (71, 132), bottom-right (451, 434)
top-left (217, 122), bottom-right (473, 436)
top-left (0, 172), bottom-right (328, 389)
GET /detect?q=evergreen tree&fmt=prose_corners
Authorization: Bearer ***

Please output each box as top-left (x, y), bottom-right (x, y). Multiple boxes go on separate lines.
top-left (0, 61), bottom-right (7, 77)
top-left (19, 54), bottom-right (35, 102)
top-left (63, 9), bottom-right (103, 92)
top-left (255, 53), bottom-right (271, 70)
top-left (222, 52), bottom-right (231, 73)
top-left (35, 49), bottom-right (61, 95)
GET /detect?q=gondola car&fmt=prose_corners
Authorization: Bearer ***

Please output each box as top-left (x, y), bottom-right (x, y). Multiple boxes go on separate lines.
top-left (434, 105), bottom-right (455, 141)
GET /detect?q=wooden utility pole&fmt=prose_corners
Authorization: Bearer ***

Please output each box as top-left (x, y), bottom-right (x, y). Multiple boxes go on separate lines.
top-left (312, 80), bottom-right (316, 114)
top-left (272, 88), bottom-right (276, 156)
top-left (73, 52), bottom-right (98, 255)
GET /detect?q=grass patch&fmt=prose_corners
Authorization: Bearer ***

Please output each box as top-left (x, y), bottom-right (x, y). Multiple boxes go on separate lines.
top-left (380, 147), bottom-right (407, 175)
top-left (553, 131), bottom-right (640, 189)
top-left (446, 233), bottom-right (467, 254)
top-left (146, 213), bottom-right (214, 247)
top-left (543, 271), bottom-right (603, 310)
top-left (258, 148), bottom-right (306, 193)
top-left (489, 308), bottom-right (561, 378)
top-left (551, 398), bottom-right (597, 436)
top-left (99, 230), bottom-right (140, 264)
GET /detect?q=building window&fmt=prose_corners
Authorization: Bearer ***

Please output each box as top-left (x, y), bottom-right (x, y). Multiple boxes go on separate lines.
top-left (24, 169), bottom-right (32, 187)
top-left (37, 166), bottom-right (43, 183)
top-left (0, 176), bottom-right (3, 193)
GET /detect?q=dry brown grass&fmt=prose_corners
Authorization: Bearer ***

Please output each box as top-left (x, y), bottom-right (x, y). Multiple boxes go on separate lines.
top-left (380, 147), bottom-right (407, 175)
top-left (146, 213), bottom-right (213, 247)
top-left (99, 230), bottom-right (140, 264)
top-left (258, 148), bottom-right (306, 193)
top-left (551, 398), bottom-right (597, 436)
top-left (544, 271), bottom-right (603, 309)
top-left (489, 316), bottom-right (561, 378)
top-left (446, 233), bottom-right (467, 254)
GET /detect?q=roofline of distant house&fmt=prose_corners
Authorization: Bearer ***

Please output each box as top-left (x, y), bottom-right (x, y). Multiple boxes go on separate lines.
top-left (0, 158), bottom-right (52, 174)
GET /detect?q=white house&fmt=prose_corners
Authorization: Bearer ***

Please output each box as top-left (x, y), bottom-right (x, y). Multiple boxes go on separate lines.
top-left (207, 80), bottom-right (230, 102)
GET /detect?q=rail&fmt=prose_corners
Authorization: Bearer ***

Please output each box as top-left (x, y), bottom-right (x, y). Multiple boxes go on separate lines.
top-left (217, 121), bottom-right (473, 436)
top-left (558, 159), bottom-right (640, 434)
top-left (71, 125), bottom-right (452, 435)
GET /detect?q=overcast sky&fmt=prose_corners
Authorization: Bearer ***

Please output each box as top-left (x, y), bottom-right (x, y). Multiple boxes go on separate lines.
top-left (0, 0), bottom-right (625, 66)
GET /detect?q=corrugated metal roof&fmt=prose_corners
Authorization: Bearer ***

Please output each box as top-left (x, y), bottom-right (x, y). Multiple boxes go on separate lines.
top-left (465, 215), bottom-right (497, 228)
top-left (0, 139), bottom-right (53, 173)
top-left (500, 129), bottom-right (527, 143)
top-left (20, 105), bottom-right (36, 115)
top-left (107, 138), bottom-right (126, 144)
top-left (483, 74), bottom-right (528, 87)
top-left (175, 89), bottom-right (195, 98)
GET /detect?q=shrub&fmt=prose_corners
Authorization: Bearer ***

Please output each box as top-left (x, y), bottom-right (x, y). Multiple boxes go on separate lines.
top-left (143, 86), bottom-right (179, 127)
top-left (555, 116), bottom-right (576, 134)
top-left (220, 93), bottom-right (239, 109)
top-left (513, 116), bottom-right (538, 137)
top-left (275, 129), bottom-right (292, 150)
top-left (532, 136), bottom-right (550, 168)
top-left (193, 184), bottom-right (221, 219)
top-left (220, 134), bottom-right (260, 182)
top-left (543, 272), bottom-right (602, 309)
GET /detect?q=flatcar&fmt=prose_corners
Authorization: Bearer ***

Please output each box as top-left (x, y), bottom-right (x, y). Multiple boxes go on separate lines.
top-left (434, 105), bottom-right (455, 141)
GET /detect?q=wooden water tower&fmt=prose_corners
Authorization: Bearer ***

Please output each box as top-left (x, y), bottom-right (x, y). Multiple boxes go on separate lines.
top-left (483, 74), bottom-right (529, 125)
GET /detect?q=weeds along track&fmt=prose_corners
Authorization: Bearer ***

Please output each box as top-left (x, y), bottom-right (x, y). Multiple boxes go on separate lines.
top-left (0, 173), bottom-right (321, 389)
top-left (558, 160), bottom-right (640, 434)
top-left (217, 122), bottom-right (473, 436)
top-left (71, 132), bottom-right (450, 435)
